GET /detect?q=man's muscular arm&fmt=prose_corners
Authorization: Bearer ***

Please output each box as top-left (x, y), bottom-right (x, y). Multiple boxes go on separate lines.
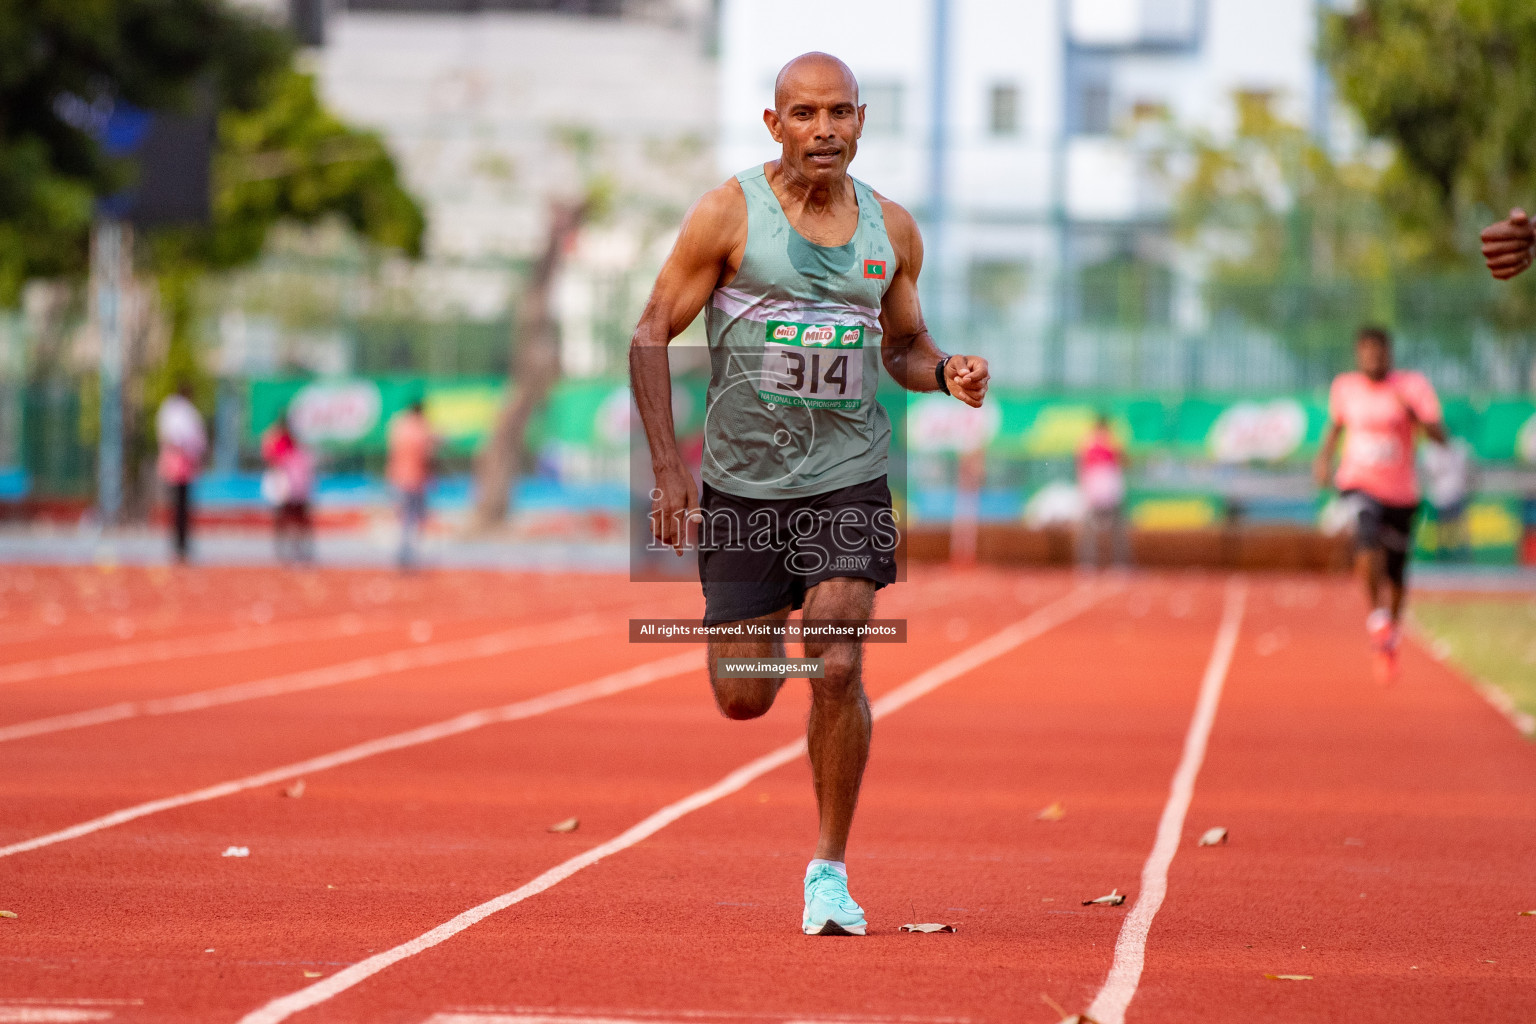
top-left (1313, 419), bottom-right (1342, 488)
top-left (876, 199), bottom-right (989, 407)
top-left (629, 182), bottom-right (746, 552)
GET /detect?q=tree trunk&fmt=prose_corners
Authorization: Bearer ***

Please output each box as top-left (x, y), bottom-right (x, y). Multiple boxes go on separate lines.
top-left (469, 200), bottom-right (590, 532)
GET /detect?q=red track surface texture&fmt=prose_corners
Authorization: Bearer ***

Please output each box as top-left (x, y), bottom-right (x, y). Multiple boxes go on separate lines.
top-left (0, 566), bottom-right (1532, 1024)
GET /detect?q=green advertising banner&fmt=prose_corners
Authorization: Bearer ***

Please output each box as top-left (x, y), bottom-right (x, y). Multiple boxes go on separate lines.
top-left (249, 377), bottom-right (655, 457)
top-left (1415, 497), bottom-right (1524, 564)
top-left (247, 377), bottom-right (1536, 470)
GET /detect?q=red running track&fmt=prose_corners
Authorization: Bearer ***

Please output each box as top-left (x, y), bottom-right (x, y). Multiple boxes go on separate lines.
top-left (0, 567), bottom-right (1532, 1024)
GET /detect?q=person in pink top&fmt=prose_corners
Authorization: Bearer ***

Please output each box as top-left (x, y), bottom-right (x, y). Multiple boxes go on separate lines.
top-left (1314, 326), bottom-right (1448, 682)
top-left (1076, 414), bottom-right (1130, 569)
top-left (386, 399), bottom-right (437, 570)
top-left (261, 413), bottom-right (316, 564)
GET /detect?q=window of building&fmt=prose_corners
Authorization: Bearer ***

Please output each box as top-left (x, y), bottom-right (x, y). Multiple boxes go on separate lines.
top-left (1140, 0), bottom-right (1201, 45)
top-left (861, 83), bottom-right (904, 135)
top-left (989, 83), bottom-right (1021, 136)
top-left (1078, 80), bottom-right (1112, 136)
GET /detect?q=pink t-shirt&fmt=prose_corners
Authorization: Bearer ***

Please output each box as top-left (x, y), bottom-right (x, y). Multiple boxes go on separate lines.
top-left (386, 413), bottom-right (435, 493)
top-left (1078, 427), bottom-right (1126, 511)
top-left (1328, 370), bottom-right (1442, 506)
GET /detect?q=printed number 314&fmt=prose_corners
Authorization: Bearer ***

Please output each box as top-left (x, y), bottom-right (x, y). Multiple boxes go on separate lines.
top-left (778, 351), bottom-right (849, 395)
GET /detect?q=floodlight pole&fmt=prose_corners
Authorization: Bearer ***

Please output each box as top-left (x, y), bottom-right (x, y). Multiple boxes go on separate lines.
top-left (926, 0), bottom-right (950, 333)
top-left (93, 217), bottom-right (127, 528)
top-left (1048, 0), bottom-right (1073, 392)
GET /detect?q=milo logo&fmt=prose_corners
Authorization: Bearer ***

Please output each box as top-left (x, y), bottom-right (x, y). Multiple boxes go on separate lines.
top-left (773, 324), bottom-right (799, 341)
top-left (841, 328), bottom-right (861, 346)
top-left (802, 325), bottom-right (836, 346)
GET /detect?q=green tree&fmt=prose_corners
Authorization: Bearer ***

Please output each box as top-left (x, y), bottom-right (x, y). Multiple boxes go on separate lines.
top-left (141, 65), bottom-right (426, 409)
top-left (0, 0), bottom-right (288, 303)
top-left (1326, 0), bottom-right (1536, 260)
top-left (1167, 94), bottom-right (1406, 364)
top-left (1165, 91), bottom-right (1530, 373)
top-left (2, 2), bottom-right (427, 511)
top-left (198, 68), bottom-right (425, 269)
top-left (2, 2), bottom-right (424, 304)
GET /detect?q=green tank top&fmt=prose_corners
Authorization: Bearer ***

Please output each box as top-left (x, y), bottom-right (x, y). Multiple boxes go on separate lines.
top-left (700, 164), bottom-right (895, 500)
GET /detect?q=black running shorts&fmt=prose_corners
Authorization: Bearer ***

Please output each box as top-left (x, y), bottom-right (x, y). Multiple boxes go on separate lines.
top-left (696, 476), bottom-right (899, 626)
top-left (1343, 489), bottom-right (1419, 586)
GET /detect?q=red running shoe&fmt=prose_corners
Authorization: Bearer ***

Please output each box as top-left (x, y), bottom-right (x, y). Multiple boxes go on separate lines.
top-left (1366, 609), bottom-right (1399, 686)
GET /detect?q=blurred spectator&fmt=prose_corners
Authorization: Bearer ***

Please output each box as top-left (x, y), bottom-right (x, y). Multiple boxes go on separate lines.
top-left (155, 383), bottom-right (207, 563)
top-left (387, 399), bottom-right (437, 570)
top-left (261, 414), bottom-right (315, 564)
top-left (1076, 414), bottom-right (1130, 569)
top-left (1421, 436), bottom-right (1474, 561)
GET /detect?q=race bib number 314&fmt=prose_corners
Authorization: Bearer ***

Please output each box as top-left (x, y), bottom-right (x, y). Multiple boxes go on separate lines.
top-left (759, 320), bottom-right (864, 410)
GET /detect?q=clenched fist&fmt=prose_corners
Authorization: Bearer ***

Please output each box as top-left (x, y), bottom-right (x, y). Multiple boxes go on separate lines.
top-left (1481, 208), bottom-right (1535, 281)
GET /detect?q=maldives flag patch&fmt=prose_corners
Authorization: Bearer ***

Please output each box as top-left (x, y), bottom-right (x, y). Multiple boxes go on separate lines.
top-left (863, 259), bottom-right (886, 279)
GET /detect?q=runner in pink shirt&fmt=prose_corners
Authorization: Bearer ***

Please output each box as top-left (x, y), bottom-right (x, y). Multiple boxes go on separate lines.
top-left (386, 399), bottom-right (437, 570)
top-left (1314, 326), bottom-right (1448, 683)
top-left (1076, 415), bottom-right (1129, 569)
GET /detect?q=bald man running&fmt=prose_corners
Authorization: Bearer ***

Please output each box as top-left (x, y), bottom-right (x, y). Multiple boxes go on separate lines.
top-left (630, 52), bottom-right (989, 936)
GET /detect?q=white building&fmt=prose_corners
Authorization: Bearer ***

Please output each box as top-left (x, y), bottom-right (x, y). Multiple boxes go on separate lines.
top-left (232, 0), bottom-right (1330, 388)
top-left (226, 0), bottom-right (719, 377)
top-left (719, 0), bottom-right (1326, 387)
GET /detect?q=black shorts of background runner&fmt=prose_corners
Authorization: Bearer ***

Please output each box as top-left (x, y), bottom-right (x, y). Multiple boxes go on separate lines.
top-left (1344, 489), bottom-right (1419, 587)
top-left (697, 475), bottom-right (899, 626)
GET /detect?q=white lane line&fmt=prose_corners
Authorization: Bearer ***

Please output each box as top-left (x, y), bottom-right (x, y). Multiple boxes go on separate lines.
top-left (0, 652), bottom-right (701, 860)
top-left (420, 1016), bottom-right (965, 1024)
top-left (235, 584), bottom-right (1109, 1024)
top-left (1466, 676), bottom-right (1536, 737)
top-left (0, 1011), bottom-right (113, 1023)
top-left (0, 614), bottom-right (385, 686)
top-left (424, 1008), bottom-right (969, 1024)
top-left (1083, 577), bottom-right (1247, 1024)
top-left (0, 615), bottom-right (607, 745)
top-left (428, 1017), bottom-right (648, 1024)
top-left (1407, 622), bottom-right (1536, 737)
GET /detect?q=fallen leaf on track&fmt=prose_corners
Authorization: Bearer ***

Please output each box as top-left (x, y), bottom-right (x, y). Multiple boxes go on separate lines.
top-left (1083, 889), bottom-right (1126, 906)
top-left (1521, 910), bottom-right (1536, 916)
top-left (1037, 802), bottom-right (1066, 822)
top-left (1040, 992), bottom-right (1099, 1024)
top-left (1198, 827), bottom-right (1228, 846)
top-left (547, 817), bottom-right (579, 833)
top-left (900, 923), bottom-right (956, 933)
top-left (1264, 973), bottom-right (1313, 981)
top-left (281, 780), bottom-right (306, 798)
top-left (221, 846), bottom-right (250, 858)
top-left (302, 971), bottom-right (323, 978)
top-left (0, 910), bottom-right (16, 919)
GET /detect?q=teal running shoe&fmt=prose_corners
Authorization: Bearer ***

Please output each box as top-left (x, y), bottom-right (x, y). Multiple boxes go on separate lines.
top-left (802, 864), bottom-right (867, 936)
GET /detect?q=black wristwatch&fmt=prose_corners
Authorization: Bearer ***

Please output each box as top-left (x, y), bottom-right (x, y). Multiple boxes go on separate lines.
top-left (935, 355), bottom-right (952, 396)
